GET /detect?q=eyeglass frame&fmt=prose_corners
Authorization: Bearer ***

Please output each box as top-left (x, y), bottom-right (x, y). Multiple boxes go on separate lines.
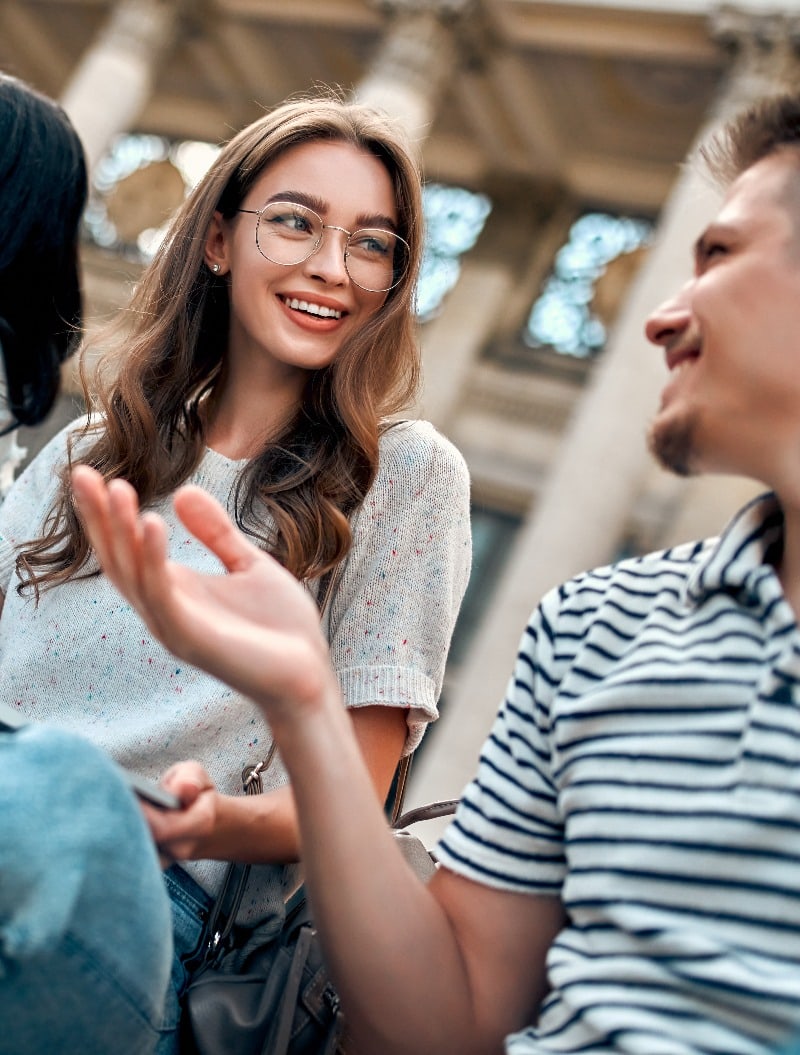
top-left (235, 200), bottom-right (410, 294)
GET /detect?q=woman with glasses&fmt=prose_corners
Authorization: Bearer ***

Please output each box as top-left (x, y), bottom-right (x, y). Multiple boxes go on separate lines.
top-left (0, 92), bottom-right (471, 1052)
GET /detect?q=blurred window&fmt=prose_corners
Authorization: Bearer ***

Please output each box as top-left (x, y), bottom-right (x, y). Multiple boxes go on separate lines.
top-left (524, 211), bottom-right (652, 359)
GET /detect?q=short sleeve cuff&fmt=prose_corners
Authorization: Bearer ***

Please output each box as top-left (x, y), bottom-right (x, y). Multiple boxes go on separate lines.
top-left (337, 664), bottom-right (439, 754)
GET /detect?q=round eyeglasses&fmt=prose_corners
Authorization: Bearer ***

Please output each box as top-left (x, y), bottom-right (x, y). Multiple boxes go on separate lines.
top-left (236, 200), bottom-right (410, 293)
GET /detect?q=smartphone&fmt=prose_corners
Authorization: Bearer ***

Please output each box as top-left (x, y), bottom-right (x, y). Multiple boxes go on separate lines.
top-left (123, 769), bottom-right (182, 810)
top-left (0, 700), bottom-right (27, 732)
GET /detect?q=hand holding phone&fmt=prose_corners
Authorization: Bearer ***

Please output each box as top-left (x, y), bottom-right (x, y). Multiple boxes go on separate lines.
top-left (123, 769), bottom-right (182, 810)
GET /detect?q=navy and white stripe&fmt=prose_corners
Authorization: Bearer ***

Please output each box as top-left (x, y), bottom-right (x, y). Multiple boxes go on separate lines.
top-left (437, 493), bottom-right (800, 1054)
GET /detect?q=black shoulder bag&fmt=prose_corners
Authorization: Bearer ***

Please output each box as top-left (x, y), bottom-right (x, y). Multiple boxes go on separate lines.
top-left (180, 748), bottom-right (456, 1055)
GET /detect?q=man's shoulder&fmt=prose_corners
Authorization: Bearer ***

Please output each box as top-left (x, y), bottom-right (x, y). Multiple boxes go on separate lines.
top-left (569, 536), bottom-right (714, 593)
top-left (537, 536), bottom-right (717, 632)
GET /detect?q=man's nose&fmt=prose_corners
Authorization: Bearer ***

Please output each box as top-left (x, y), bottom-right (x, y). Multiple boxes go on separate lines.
top-left (644, 283), bottom-right (692, 346)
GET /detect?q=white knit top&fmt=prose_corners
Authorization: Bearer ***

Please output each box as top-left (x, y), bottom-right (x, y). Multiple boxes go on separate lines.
top-left (0, 417), bottom-right (471, 922)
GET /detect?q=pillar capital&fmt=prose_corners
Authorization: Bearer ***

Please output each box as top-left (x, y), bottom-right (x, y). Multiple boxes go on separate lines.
top-left (370, 0), bottom-right (479, 20)
top-left (357, 0), bottom-right (492, 137)
top-left (95, 0), bottom-right (181, 63)
top-left (709, 6), bottom-right (800, 102)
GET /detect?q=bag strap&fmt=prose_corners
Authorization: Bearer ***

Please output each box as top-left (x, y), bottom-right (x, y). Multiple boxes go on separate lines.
top-left (392, 798), bottom-right (459, 830)
top-left (244, 567), bottom-right (338, 786)
top-left (184, 753), bottom-right (270, 971)
top-left (387, 753), bottom-right (412, 825)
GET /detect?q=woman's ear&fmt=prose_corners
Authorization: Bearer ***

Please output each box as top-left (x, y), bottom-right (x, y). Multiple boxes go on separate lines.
top-left (204, 211), bottom-right (228, 275)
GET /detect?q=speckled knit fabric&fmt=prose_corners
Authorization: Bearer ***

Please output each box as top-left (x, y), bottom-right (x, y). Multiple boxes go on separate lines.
top-left (0, 417), bottom-right (471, 922)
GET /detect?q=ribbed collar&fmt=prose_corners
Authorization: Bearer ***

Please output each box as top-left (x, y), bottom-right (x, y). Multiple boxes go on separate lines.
top-left (686, 492), bottom-right (785, 607)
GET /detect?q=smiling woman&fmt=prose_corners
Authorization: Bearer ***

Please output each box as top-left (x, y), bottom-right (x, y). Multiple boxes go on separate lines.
top-left (0, 92), bottom-right (471, 1054)
top-left (204, 138), bottom-right (402, 404)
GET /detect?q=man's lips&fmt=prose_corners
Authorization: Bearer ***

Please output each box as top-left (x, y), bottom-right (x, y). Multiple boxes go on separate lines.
top-left (666, 344), bottom-right (701, 372)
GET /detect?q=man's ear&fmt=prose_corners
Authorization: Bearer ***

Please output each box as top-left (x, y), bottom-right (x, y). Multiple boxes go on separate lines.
top-left (204, 211), bottom-right (228, 275)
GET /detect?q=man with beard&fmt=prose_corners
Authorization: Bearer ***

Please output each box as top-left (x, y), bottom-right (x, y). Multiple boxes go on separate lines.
top-left (73, 92), bottom-right (800, 1055)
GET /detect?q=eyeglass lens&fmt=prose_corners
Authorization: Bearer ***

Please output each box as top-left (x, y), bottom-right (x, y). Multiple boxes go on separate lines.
top-left (255, 202), bottom-right (407, 292)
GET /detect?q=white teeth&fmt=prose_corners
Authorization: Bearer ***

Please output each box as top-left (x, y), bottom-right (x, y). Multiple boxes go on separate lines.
top-left (285, 297), bottom-right (341, 319)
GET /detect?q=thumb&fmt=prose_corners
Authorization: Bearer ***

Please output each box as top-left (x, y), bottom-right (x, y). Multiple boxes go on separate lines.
top-left (161, 760), bottom-right (213, 806)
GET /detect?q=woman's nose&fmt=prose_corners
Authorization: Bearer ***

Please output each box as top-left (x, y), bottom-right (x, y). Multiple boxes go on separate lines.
top-left (305, 228), bottom-right (349, 285)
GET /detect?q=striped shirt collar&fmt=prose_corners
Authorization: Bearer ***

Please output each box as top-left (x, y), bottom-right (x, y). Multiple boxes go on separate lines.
top-left (687, 491), bottom-right (784, 605)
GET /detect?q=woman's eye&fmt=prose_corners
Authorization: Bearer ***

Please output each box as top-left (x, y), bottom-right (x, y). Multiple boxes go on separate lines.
top-left (266, 209), bottom-right (313, 235)
top-left (289, 214), bottom-right (311, 232)
top-left (282, 214), bottom-right (310, 233)
top-left (351, 232), bottom-right (391, 256)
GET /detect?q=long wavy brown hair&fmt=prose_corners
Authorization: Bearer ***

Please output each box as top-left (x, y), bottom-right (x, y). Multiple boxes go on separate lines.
top-left (17, 94), bottom-right (424, 597)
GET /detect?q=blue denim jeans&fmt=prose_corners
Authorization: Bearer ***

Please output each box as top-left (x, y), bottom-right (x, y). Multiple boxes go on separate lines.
top-left (156, 864), bottom-right (213, 1055)
top-left (0, 726), bottom-right (175, 1055)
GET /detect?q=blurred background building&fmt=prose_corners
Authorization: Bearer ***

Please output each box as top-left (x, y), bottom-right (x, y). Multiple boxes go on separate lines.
top-left (1, 0), bottom-right (797, 813)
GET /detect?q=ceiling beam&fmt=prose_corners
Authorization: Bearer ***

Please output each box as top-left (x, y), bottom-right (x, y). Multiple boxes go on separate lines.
top-left (211, 0), bottom-right (382, 29)
top-left (493, 0), bottom-right (720, 64)
top-left (0, 0), bottom-right (74, 92)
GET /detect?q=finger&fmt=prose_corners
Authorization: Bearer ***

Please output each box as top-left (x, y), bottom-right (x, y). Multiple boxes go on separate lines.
top-left (104, 479), bottom-right (147, 595)
top-left (72, 468), bottom-right (146, 596)
top-left (160, 761), bottom-right (211, 805)
top-left (131, 512), bottom-right (185, 633)
top-left (173, 485), bottom-right (264, 574)
top-left (142, 799), bottom-right (195, 848)
top-left (71, 466), bottom-right (119, 577)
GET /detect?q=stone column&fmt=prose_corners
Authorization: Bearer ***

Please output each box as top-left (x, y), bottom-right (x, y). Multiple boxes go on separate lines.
top-left (60, 0), bottom-right (181, 172)
top-left (356, 0), bottom-right (483, 142)
top-left (415, 258), bottom-right (511, 427)
top-left (409, 10), bottom-right (800, 811)
top-left (357, 0), bottom-right (499, 430)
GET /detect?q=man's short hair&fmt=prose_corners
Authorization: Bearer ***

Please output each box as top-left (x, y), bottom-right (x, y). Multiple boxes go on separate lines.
top-left (701, 92), bottom-right (800, 184)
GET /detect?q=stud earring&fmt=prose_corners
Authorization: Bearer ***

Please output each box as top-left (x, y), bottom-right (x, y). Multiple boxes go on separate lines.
top-left (211, 263), bottom-right (221, 274)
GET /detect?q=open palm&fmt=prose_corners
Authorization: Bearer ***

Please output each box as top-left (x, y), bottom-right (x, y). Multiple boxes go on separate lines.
top-left (71, 467), bottom-right (334, 720)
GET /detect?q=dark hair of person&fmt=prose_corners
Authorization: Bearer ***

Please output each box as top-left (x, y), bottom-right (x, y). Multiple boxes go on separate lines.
top-left (701, 92), bottom-right (800, 185)
top-left (17, 92), bottom-right (424, 597)
top-left (0, 73), bottom-right (87, 429)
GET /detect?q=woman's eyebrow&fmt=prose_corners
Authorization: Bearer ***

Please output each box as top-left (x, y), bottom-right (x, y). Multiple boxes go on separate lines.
top-left (262, 191), bottom-right (397, 232)
top-left (354, 212), bottom-right (398, 232)
top-left (264, 190), bottom-right (328, 213)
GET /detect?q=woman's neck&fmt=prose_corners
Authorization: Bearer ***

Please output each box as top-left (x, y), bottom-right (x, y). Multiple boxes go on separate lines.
top-left (202, 372), bottom-right (303, 461)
